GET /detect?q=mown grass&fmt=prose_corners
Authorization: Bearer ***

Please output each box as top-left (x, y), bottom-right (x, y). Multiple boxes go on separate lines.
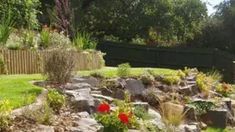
top-left (77, 67), bottom-right (177, 78)
top-left (203, 127), bottom-right (233, 132)
top-left (0, 74), bottom-right (43, 109)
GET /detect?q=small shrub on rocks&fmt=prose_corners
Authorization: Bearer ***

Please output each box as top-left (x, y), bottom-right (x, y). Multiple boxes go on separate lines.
top-left (133, 106), bottom-right (151, 120)
top-left (162, 75), bottom-right (181, 85)
top-left (43, 48), bottom-right (76, 84)
top-left (196, 73), bottom-right (213, 96)
top-left (140, 71), bottom-right (155, 85)
top-left (90, 71), bottom-right (105, 79)
top-left (47, 89), bottom-right (65, 113)
top-left (215, 83), bottom-right (233, 97)
top-left (189, 100), bottom-right (215, 115)
top-left (117, 63), bottom-right (131, 77)
top-left (0, 100), bottom-right (12, 131)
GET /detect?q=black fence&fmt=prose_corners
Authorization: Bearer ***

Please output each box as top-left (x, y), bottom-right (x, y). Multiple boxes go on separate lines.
top-left (97, 41), bottom-right (235, 83)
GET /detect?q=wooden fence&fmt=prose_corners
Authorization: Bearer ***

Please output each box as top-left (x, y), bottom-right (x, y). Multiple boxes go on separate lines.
top-left (97, 41), bottom-right (235, 83)
top-left (0, 49), bottom-right (104, 74)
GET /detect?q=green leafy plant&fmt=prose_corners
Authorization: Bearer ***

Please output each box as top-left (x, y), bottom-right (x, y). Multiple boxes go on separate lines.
top-left (0, 11), bottom-right (14, 45)
top-left (162, 75), bottom-right (181, 85)
top-left (139, 71), bottom-right (155, 85)
top-left (43, 48), bottom-right (76, 84)
top-left (196, 73), bottom-right (213, 96)
top-left (117, 63), bottom-right (131, 77)
top-left (90, 71), bottom-right (105, 79)
top-left (133, 106), bottom-right (151, 120)
top-left (0, 100), bottom-right (12, 131)
top-left (40, 26), bottom-right (51, 48)
top-left (95, 93), bottom-right (139, 132)
top-left (189, 100), bottom-right (215, 115)
top-left (22, 29), bottom-right (36, 49)
top-left (23, 103), bottom-right (54, 125)
top-left (73, 32), bottom-right (97, 50)
top-left (215, 83), bottom-right (233, 97)
top-left (47, 89), bottom-right (65, 113)
top-left (177, 70), bottom-right (186, 79)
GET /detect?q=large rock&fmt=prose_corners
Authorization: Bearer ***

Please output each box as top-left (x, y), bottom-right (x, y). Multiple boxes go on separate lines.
top-left (65, 88), bottom-right (95, 113)
top-left (178, 84), bottom-right (199, 96)
top-left (201, 109), bottom-right (227, 128)
top-left (178, 123), bottom-right (200, 132)
top-left (148, 108), bottom-right (165, 130)
top-left (64, 83), bottom-right (92, 90)
top-left (162, 102), bottom-right (184, 117)
top-left (125, 79), bottom-right (145, 96)
top-left (76, 117), bottom-right (104, 132)
top-left (71, 77), bottom-right (100, 87)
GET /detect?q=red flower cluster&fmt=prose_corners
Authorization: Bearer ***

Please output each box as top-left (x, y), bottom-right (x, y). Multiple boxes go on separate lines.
top-left (118, 113), bottom-right (129, 124)
top-left (97, 103), bottom-right (110, 113)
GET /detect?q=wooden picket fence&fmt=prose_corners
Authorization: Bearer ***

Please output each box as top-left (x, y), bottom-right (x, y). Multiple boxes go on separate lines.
top-left (0, 49), bottom-right (104, 74)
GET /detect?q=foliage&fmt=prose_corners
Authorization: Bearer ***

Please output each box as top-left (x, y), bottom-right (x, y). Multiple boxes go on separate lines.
top-left (47, 89), bottom-right (65, 113)
top-left (215, 83), bottom-right (233, 97)
top-left (133, 106), bottom-right (151, 120)
top-left (95, 93), bottom-right (139, 132)
top-left (73, 32), bottom-right (97, 50)
top-left (177, 70), bottom-right (186, 79)
top-left (162, 75), bottom-right (181, 85)
top-left (117, 63), bottom-right (131, 77)
top-left (160, 103), bottom-right (184, 127)
top-left (40, 26), bottom-right (51, 48)
top-left (90, 71), bottom-right (105, 79)
top-left (189, 100), bottom-right (215, 115)
top-left (196, 73), bottom-right (214, 96)
top-left (0, 100), bottom-right (12, 131)
top-left (77, 0), bottom-right (207, 44)
top-left (140, 121), bottom-right (162, 132)
top-left (0, 11), bottom-right (14, 45)
top-left (22, 29), bottom-right (36, 49)
top-left (206, 69), bottom-right (223, 82)
top-left (23, 103), bottom-right (54, 125)
top-left (0, 0), bottom-right (41, 29)
top-left (139, 71), bottom-right (155, 85)
top-left (43, 48), bottom-right (76, 84)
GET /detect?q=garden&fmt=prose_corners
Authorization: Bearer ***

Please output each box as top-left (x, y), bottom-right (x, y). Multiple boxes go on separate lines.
top-left (1, 0), bottom-right (235, 132)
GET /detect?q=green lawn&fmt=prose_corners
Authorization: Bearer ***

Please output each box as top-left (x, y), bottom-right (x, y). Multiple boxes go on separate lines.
top-left (77, 67), bottom-right (177, 78)
top-left (0, 74), bottom-right (43, 109)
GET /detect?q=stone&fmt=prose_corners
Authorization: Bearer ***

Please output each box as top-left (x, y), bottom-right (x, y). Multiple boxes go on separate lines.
top-left (222, 98), bottom-right (234, 125)
top-left (77, 118), bottom-right (104, 132)
top-left (71, 77), bottom-right (100, 87)
top-left (35, 125), bottom-right (54, 132)
top-left (112, 88), bottom-right (125, 100)
top-left (128, 129), bottom-right (141, 132)
top-left (101, 88), bottom-right (113, 96)
top-left (125, 79), bottom-right (145, 96)
top-left (179, 123), bottom-right (200, 132)
top-left (162, 102), bottom-right (184, 116)
top-left (64, 83), bottom-right (91, 90)
top-left (132, 102), bottom-right (149, 111)
top-left (184, 105), bottom-right (197, 121)
top-left (148, 108), bottom-right (165, 130)
top-left (65, 88), bottom-right (95, 113)
top-left (78, 112), bottom-right (90, 118)
top-left (179, 85), bottom-right (199, 96)
top-left (141, 88), bottom-right (165, 107)
top-left (91, 94), bottom-right (114, 103)
top-left (201, 109), bottom-right (227, 128)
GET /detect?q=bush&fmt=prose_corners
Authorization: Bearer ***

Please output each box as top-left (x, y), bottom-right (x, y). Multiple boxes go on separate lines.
top-left (215, 83), bottom-right (233, 97)
top-left (133, 106), bottom-right (151, 120)
top-left (0, 0), bottom-right (41, 29)
top-left (90, 71), bottom-right (105, 79)
top-left (40, 26), bottom-right (51, 48)
top-left (23, 103), bottom-right (54, 125)
top-left (189, 100), bottom-right (215, 115)
top-left (0, 100), bottom-right (12, 131)
top-left (47, 89), bottom-right (65, 113)
top-left (140, 71), bottom-right (155, 85)
top-left (73, 32), bottom-right (97, 50)
top-left (0, 11), bottom-right (14, 45)
top-left (196, 73), bottom-right (214, 96)
top-left (117, 63), bottom-right (131, 77)
top-left (162, 75), bottom-right (181, 85)
top-left (43, 48), bottom-right (76, 84)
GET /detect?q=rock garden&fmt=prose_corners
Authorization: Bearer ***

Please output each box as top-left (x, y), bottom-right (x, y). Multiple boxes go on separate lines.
top-left (1, 56), bottom-right (235, 132)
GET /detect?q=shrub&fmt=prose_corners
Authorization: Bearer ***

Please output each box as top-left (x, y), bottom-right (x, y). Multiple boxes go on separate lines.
top-left (22, 29), bottom-right (36, 49)
top-left (47, 89), bottom-right (65, 113)
top-left (133, 106), bottom-right (151, 120)
top-left (0, 0), bottom-right (40, 29)
top-left (177, 70), bottom-right (186, 79)
top-left (162, 75), bottom-right (181, 85)
top-left (140, 71), bottom-right (155, 85)
top-left (73, 32), bottom-right (97, 50)
top-left (0, 11), bottom-right (14, 45)
top-left (40, 26), bottom-right (51, 48)
top-left (117, 63), bottom-right (131, 77)
top-left (189, 100), bottom-right (215, 115)
top-left (196, 73), bottom-right (213, 96)
top-left (215, 83), bottom-right (233, 97)
top-left (23, 103), bottom-right (54, 125)
top-left (43, 48), bottom-right (76, 84)
top-left (0, 100), bottom-right (12, 131)
top-left (90, 71), bottom-right (105, 79)
top-left (206, 69), bottom-right (223, 82)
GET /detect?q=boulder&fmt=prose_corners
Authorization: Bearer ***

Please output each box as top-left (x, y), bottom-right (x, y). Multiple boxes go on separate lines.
top-left (179, 85), bottom-right (199, 96)
top-left (76, 117), bottom-right (104, 132)
top-left (148, 108), bottom-right (165, 130)
top-left (178, 123), bottom-right (200, 132)
top-left (125, 79), bottom-right (145, 96)
top-left (71, 77), bottom-right (100, 87)
top-left (65, 88), bottom-right (95, 113)
top-left (201, 109), bottom-right (227, 128)
top-left (184, 105), bottom-right (197, 121)
top-left (64, 83), bottom-right (91, 90)
top-left (91, 94), bottom-right (114, 103)
top-left (112, 88), bottom-right (125, 100)
top-left (162, 102), bottom-right (184, 116)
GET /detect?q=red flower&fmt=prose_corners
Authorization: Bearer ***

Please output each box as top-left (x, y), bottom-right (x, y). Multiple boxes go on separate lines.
top-left (118, 113), bottom-right (129, 124)
top-left (97, 103), bottom-right (110, 113)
